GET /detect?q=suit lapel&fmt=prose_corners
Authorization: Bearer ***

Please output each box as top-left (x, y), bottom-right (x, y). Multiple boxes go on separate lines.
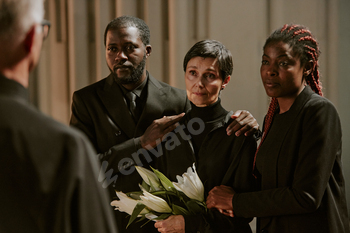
top-left (134, 74), bottom-right (169, 136)
top-left (97, 74), bottom-right (136, 138)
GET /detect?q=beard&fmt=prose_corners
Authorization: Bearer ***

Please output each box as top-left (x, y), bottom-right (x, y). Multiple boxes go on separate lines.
top-left (110, 53), bottom-right (146, 85)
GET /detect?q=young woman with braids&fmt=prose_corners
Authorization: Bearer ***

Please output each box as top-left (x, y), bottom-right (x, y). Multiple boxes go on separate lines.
top-left (206, 24), bottom-right (349, 233)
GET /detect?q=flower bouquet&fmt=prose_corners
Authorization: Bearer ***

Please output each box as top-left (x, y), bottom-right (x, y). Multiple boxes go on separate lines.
top-left (110, 163), bottom-right (207, 228)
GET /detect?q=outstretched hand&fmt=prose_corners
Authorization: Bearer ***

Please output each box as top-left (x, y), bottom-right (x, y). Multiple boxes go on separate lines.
top-left (206, 185), bottom-right (236, 217)
top-left (226, 110), bottom-right (259, 137)
top-left (140, 113), bottom-right (185, 149)
top-left (154, 215), bottom-right (185, 233)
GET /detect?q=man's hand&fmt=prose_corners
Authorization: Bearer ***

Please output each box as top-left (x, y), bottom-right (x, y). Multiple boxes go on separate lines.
top-left (140, 113), bottom-right (185, 149)
top-left (226, 110), bottom-right (259, 137)
top-left (206, 185), bottom-right (236, 217)
top-left (154, 215), bottom-right (185, 233)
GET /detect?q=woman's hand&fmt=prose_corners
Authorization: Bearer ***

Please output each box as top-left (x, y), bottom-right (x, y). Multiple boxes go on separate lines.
top-left (207, 185), bottom-right (235, 217)
top-left (226, 110), bottom-right (259, 137)
top-left (154, 215), bottom-right (185, 233)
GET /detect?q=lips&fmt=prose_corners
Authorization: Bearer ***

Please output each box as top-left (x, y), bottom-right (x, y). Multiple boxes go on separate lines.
top-left (264, 80), bottom-right (278, 88)
top-left (193, 92), bottom-right (205, 96)
top-left (114, 64), bottom-right (133, 71)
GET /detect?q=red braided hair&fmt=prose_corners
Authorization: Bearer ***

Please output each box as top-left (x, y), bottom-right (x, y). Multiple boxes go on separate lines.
top-left (253, 24), bottom-right (323, 176)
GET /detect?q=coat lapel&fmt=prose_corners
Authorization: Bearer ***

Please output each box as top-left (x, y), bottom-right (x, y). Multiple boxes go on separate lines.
top-left (97, 74), bottom-right (136, 138)
top-left (134, 74), bottom-right (169, 136)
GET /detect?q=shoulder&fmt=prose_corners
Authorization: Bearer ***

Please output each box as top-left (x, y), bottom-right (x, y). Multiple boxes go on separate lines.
top-left (73, 77), bottom-right (108, 97)
top-left (304, 93), bottom-right (339, 116)
top-left (3, 98), bottom-right (89, 146)
top-left (148, 74), bottom-right (187, 97)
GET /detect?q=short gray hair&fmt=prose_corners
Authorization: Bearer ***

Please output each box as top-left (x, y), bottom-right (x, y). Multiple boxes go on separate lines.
top-left (0, 0), bottom-right (44, 43)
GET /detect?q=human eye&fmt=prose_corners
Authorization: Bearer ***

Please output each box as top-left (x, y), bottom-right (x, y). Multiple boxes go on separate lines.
top-left (205, 73), bottom-right (216, 80)
top-left (189, 70), bottom-right (197, 76)
top-left (125, 44), bottom-right (135, 51)
top-left (279, 61), bottom-right (288, 66)
top-left (107, 46), bottom-right (117, 52)
top-left (261, 60), bottom-right (268, 65)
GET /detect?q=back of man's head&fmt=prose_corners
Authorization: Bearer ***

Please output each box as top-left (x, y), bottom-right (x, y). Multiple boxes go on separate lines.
top-left (0, 0), bottom-right (44, 48)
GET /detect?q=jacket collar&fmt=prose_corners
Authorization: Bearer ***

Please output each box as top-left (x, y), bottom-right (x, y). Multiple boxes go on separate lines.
top-left (0, 74), bottom-right (29, 102)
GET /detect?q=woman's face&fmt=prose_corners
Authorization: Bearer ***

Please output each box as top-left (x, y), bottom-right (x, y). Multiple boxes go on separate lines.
top-left (185, 57), bottom-right (230, 107)
top-left (260, 41), bottom-right (306, 102)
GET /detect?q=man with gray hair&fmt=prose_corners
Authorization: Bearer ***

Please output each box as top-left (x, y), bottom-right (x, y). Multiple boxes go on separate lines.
top-left (0, 1), bottom-right (118, 232)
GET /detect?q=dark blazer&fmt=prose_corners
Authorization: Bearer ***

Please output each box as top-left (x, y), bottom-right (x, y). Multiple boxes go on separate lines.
top-left (70, 72), bottom-right (189, 232)
top-left (156, 112), bottom-right (257, 233)
top-left (233, 86), bottom-right (349, 233)
top-left (0, 75), bottom-right (117, 233)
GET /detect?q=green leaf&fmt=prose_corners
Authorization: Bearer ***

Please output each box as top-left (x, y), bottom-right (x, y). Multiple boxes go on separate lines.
top-left (126, 203), bottom-right (146, 229)
top-left (136, 215), bottom-right (147, 223)
top-left (149, 190), bottom-right (178, 198)
top-left (172, 204), bottom-right (189, 215)
top-left (151, 167), bottom-right (175, 191)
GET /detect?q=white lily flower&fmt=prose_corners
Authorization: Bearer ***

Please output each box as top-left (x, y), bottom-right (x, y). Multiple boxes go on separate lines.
top-left (110, 191), bottom-right (149, 216)
top-left (135, 166), bottom-right (162, 191)
top-left (139, 189), bottom-right (172, 213)
top-left (172, 163), bottom-right (205, 202)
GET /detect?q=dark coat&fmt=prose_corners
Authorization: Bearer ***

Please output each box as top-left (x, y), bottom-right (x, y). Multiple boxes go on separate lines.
top-left (155, 112), bottom-right (257, 233)
top-left (233, 86), bottom-right (350, 233)
top-left (70, 72), bottom-right (189, 232)
top-left (0, 75), bottom-right (117, 233)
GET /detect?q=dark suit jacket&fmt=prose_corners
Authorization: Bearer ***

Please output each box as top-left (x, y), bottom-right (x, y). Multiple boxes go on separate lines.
top-left (0, 75), bottom-right (117, 233)
top-left (70, 72), bottom-right (189, 232)
top-left (233, 86), bottom-right (349, 233)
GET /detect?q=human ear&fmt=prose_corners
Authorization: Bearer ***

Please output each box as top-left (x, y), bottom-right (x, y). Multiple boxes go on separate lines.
top-left (221, 76), bottom-right (231, 90)
top-left (24, 25), bottom-right (36, 53)
top-left (145, 45), bottom-right (152, 58)
top-left (303, 60), bottom-right (314, 76)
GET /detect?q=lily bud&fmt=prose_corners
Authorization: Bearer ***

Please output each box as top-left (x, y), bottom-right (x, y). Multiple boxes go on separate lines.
top-left (140, 190), bottom-right (172, 213)
top-left (111, 191), bottom-right (149, 216)
top-left (135, 166), bottom-right (162, 191)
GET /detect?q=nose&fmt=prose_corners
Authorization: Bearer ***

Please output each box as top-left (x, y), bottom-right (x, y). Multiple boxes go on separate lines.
top-left (195, 77), bottom-right (205, 87)
top-left (115, 50), bottom-right (127, 62)
top-left (266, 65), bottom-right (277, 77)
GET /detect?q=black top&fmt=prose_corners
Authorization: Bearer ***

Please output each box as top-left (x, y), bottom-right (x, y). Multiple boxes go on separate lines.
top-left (188, 99), bottom-right (228, 155)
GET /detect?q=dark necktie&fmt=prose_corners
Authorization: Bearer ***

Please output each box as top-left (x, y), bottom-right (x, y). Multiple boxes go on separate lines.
top-left (126, 91), bottom-right (138, 122)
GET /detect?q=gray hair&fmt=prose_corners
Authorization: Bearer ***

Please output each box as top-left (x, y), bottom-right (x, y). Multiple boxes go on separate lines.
top-left (0, 0), bottom-right (44, 43)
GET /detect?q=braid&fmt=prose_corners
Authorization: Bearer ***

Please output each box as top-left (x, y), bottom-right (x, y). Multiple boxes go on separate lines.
top-left (253, 97), bottom-right (278, 176)
top-left (292, 29), bottom-right (310, 37)
top-left (280, 24), bottom-right (288, 32)
top-left (287, 25), bottom-right (298, 33)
